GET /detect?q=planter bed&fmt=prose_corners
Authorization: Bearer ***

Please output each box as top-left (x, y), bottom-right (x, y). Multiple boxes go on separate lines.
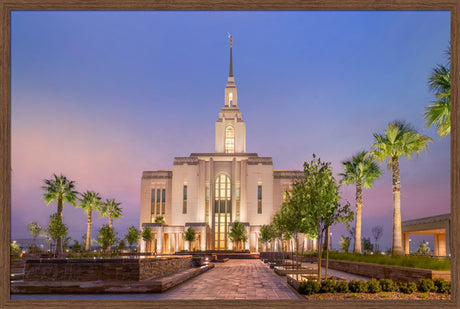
top-left (302, 257), bottom-right (450, 282)
top-left (12, 264), bottom-right (214, 294)
top-left (274, 266), bottom-right (316, 276)
top-left (23, 256), bottom-right (193, 282)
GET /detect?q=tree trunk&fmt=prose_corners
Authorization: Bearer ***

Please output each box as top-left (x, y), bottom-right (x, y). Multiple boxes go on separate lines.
top-left (392, 157), bottom-right (403, 255)
top-left (322, 230), bottom-right (328, 252)
top-left (317, 228), bottom-right (322, 282)
top-left (354, 179), bottom-right (363, 253)
top-left (56, 196), bottom-right (63, 255)
top-left (326, 234), bottom-right (329, 279)
top-left (85, 208), bottom-right (92, 251)
top-left (108, 216), bottom-right (113, 254)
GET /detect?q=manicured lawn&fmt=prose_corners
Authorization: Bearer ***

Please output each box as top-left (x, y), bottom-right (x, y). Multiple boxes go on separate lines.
top-left (320, 252), bottom-right (451, 270)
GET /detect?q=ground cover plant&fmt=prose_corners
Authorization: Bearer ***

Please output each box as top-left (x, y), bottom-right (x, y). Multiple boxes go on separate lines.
top-left (301, 251), bottom-right (451, 270)
top-left (296, 278), bottom-right (450, 299)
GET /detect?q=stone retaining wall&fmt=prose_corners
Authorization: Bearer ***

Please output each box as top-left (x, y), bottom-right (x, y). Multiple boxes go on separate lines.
top-left (24, 256), bottom-right (192, 282)
top-left (139, 256), bottom-right (192, 280)
top-left (259, 252), bottom-right (292, 260)
top-left (303, 257), bottom-right (450, 282)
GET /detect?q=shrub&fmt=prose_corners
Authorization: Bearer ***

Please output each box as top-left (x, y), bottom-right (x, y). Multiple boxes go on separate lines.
top-left (348, 280), bottom-right (367, 293)
top-left (433, 279), bottom-right (451, 294)
top-left (379, 279), bottom-right (397, 292)
top-left (417, 279), bottom-right (436, 292)
top-left (298, 280), bottom-right (320, 295)
top-left (319, 279), bottom-right (336, 293)
top-left (419, 293), bottom-right (428, 299)
top-left (366, 278), bottom-right (381, 293)
top-left (399, 282), bottom-right (417, 294)
top-left (335, 280), bottom-right (349, 293)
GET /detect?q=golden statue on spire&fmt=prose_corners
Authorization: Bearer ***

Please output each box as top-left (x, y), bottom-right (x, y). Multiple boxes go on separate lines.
top-left (227, 32), bottom-right (233, 47)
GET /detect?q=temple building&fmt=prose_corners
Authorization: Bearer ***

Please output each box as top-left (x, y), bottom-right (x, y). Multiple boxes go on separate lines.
top-left (139, 36), bottom-right (315, 253)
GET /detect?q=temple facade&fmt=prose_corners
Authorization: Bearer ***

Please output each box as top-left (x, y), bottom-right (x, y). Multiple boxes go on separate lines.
top-left (139, 36), bottom-right (315, 253)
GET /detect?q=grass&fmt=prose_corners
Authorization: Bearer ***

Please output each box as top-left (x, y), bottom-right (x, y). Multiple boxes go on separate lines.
top-left (320, 251), bottom-right (450, 270)
top-left (297, 251), bottom-right (450, 270)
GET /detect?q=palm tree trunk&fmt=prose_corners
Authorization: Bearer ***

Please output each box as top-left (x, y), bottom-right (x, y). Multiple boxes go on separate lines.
top-left (354, 179), bottom-right (363, 253)
top-left (56, 196), bottom-right (63, 255)
top-left (392, 157), bottom-right (403, 255)
top-left (85, 208), bottom-right (92, 251)
top-left (108, 216), bottom-right (113, 254)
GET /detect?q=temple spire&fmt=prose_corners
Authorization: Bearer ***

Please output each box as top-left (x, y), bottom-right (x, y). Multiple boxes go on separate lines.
top-left (228, 33), bottom-right (233, 77)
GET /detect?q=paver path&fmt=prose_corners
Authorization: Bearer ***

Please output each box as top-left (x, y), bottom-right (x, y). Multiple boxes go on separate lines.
top-left (163, 259), bottom-right (302, 300)
top-left (12, 259), bottom-right (303, 300)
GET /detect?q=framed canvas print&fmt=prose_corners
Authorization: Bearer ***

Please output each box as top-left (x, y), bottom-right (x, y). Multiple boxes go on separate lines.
top-left (1, 1), bottom-right (459, 308)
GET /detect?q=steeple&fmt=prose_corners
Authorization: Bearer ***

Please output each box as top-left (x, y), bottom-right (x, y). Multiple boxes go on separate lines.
top-left (215, 33), bottom-right (246, 153)
top-left (225, 33), bottom-right (237, 107)
top-left (229, 33), bottom-right (233, 77)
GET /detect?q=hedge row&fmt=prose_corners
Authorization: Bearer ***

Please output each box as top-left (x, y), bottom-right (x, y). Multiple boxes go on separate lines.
top-left (298, 278), bottom-right (451, 296)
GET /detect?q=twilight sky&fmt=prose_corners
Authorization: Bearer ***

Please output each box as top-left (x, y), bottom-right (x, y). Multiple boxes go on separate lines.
top-left (11, 11), bottom-right (450, 251)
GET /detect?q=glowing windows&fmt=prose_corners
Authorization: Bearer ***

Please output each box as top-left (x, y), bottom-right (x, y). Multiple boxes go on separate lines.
top-left (225, 126), bottom-right (235, 153)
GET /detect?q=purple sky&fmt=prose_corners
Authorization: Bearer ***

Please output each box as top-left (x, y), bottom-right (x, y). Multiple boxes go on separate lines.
top-left (11, 11), bottom-right (450, 251)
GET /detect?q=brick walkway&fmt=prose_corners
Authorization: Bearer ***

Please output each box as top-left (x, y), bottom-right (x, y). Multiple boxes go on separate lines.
top-left (162, 259), bottom-right (303, 300)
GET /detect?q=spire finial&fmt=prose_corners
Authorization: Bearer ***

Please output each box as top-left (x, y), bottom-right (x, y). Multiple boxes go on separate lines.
top-left (227, 32), bottom-right (233, 77)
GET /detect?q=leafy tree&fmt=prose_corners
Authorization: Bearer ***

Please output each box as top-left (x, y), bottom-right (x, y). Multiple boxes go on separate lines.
top-left (69, 240), bottom-right (82, 252)
top-left (259, 224), bottom-right (274, 252)
top-left (125, 226), bottom-right (140, 253)
top-left (339, 235), bottom-right (351, 253)
top-left (142, 226), bottom-right (154, 253)
top-left (371, 225), bottom-right (383, 252)
top-left (370, 121), bottom-right (432, 255)
top-left (280, 180), bottom-right (318, 269)
top-left (78, 191), bottom-right (103, 251)
top-left (96, 224), bottom-right (118, 253)
top-left (154, 216), bottom-right (165, 223)
top-left (184, 227), bottom-right (196, 251)
top-left (272, 211), bottom-right (292, 265)
top-left (63, 236), bottom-right (72, 251)
top-left (99, 198), bottom-right (122, 253)
top-left (117, 239), bottom-right (126, 251)
top-left (46, 213), bottom-right (69, 255)
top-left (228, 221), bottom-right (248, 251)
top-left (27, 221), bottom-right (43, 254)
top-left (41, 174), bottom-right (78, 254)
top-left (424, 44), bottom-right (451, 136)
top-left (295, 154), bottom-right (353, 281)
top-left (10, 241), bottom-right (21, 255)
top-left (417, 240), bottom-right (431, 255)
top-left (362, 237), bottom-right (374, 253)
top-left (339, 151), bottom-right (381, 253)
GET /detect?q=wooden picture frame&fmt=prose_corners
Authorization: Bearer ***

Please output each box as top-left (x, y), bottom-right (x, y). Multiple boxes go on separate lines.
top-left (1, 1), bottom-right (458, 308)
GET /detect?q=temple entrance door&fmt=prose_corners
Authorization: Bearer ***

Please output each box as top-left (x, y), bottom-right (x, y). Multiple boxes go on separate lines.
top-left (214, 174), bottom-right (231, 250)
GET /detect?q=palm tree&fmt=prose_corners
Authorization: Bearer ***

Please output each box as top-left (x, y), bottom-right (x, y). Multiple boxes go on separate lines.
top-left (370, 121), bottom-right (432, 255)
top-left (339, 151), bottom-right (382, 254)
top-left (78, 191), bottom-right (103, 251)
top-left (424, 45), bottom-right (451, 136)
top-left (100, 199), bottom-right (123, 230)
top-left (99, 199), bottom-right (122, 254)
top-left (41, 173), bottom-right (78, 254)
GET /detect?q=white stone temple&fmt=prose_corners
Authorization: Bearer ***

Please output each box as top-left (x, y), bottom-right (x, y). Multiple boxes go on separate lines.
top-left (139, 36), bottom-right (316, 253)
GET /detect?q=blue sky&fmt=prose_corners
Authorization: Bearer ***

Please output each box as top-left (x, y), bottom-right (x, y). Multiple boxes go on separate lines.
top-left (11, 11), bottom-right (450, 251)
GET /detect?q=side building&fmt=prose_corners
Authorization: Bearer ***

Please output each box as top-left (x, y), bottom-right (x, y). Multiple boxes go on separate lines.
top-left (139, 36), bottom-right (316, 253)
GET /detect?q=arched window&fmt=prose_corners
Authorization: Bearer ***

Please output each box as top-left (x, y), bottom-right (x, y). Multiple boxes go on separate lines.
top-left (228, 93), bottom-right (233, 107)
top-left (225, 126), bottom-right (235, 153)
top-left (214, 174), bottom-right (231, 250)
